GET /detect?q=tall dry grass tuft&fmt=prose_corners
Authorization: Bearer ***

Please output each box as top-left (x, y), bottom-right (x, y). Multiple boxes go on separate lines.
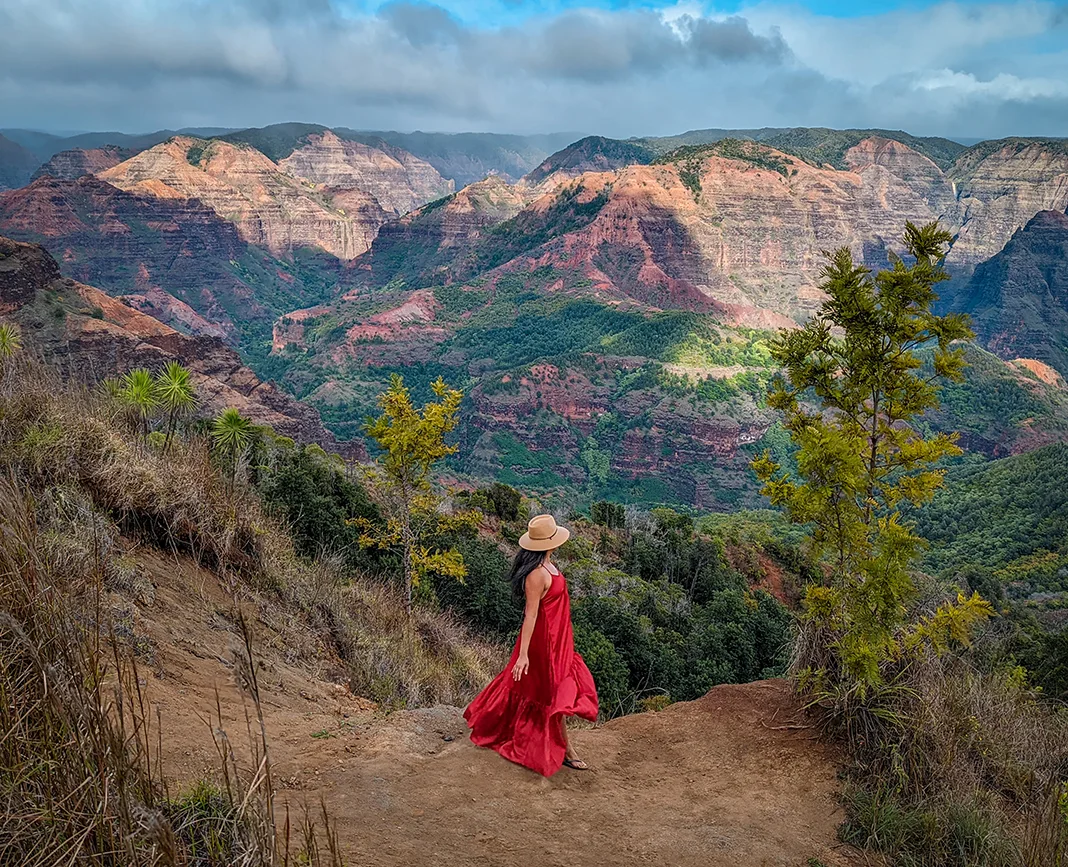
top-left (0, 357), bottom-right (501, 862)
top-left (1, 361), bottom-right (262, 577)
top-left (794, 618), bottom-right (1068, 867)
top-left (0, 475), bottom-right (343, 866)
top-left (1, 359), bottom-right (500, 708)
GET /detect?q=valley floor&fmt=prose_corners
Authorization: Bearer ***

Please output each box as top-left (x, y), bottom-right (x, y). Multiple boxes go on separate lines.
top-left (131, 550), bottom-right (869, 867)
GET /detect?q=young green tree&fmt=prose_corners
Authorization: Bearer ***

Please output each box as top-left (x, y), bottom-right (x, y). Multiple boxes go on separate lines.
top-left (119, 368), bottom-right (159, 442)
top-left (752, 222), bottom-right (993, 691)
top-left (211, 407), bottom-right (254, 490)
top-left (360, 374), bottom-right (467, 614)
top-left (155, 361), bottom-right (198, 453)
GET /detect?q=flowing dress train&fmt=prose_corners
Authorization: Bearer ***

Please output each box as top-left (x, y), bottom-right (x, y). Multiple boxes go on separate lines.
top-left (463, 567), bottom-right (598, 777)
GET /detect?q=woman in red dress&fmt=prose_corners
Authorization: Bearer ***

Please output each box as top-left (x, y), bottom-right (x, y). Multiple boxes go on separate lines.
top-left (464, 514), bottom-right (598, 776)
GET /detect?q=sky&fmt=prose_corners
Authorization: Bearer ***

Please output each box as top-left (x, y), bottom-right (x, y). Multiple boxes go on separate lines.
top-left (0, 0), bottom-right (1066, 140)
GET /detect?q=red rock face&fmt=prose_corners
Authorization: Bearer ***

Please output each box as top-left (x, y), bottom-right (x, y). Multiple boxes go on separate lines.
top-left (1, 234), bottom-right (358, 455)
top-left (32, 146), bottom-right (129, 181)
top-left (948, 141), bottom-right (1068, 268)
top-left (0, 174), bottom-right (343, 341)
top-left (279, 131), bottom-right (453, 217)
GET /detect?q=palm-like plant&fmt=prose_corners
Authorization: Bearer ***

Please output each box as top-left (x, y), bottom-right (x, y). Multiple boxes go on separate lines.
top-left (211, 408), bottom-right (254, 488)
top-left (155, 361), bottom-right (198, 452)
top-left (0, 323), bottom-right (22, 378)
top-left (119, 368), bottom-right (160, 441)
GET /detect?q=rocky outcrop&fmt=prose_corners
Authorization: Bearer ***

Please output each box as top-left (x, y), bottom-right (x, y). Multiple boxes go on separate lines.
top-left (279, 131), bottom-right (453, 216)
top-left (948, 210), bottom-right (1068, 377)
top-left (347, 175), bottom-right (531, 288)
top-left (33, 146), bottom-right (129, 181)
top-left (0, 234), bottom-right (61, 312)
top-left (524, 136), bottom-right (654, 186)
top-left (0, 235), bottom-right (354, 452)
top-left (948, 140), bottom-right (1068, 268)
top-left (99, 137), bottom-right (381, 260)
top-left (120, 286), bottom-right (228, 339)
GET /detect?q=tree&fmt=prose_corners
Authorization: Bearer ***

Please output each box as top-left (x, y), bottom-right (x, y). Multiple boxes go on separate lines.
top-left (752, 222), bottom-right (993, 691)
top-left (360, 374), bottom-right (466, 614)
top-left (211, 408), bottom-right (254, 490)
top-left (155, 361), bottom-right (198, 453)
top-left (119, 368), bottom-right (159, 442)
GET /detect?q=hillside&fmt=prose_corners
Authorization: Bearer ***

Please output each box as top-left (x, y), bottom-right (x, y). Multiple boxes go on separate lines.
top-left (0, 174), bottom-right (342, 355)
top-left (0, 132), bottom-right (40, 190)
top-left (524, 135), bottom-right (656, 185)
top-left (0, 234), bottom-right (346, 448)
top-left (945, 210), bottom-right (1068, 377)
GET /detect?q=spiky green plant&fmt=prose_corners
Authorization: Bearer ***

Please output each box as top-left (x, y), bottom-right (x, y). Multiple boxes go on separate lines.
top-left (155, 361), bottom-right (198, 453)
top-left (0, 322), bottom-right (21, 380)
top-left (119, 368), bottom-right (160, 441)
top-left (211, 408), bottom-right (254, 488)
top-left (0, 322), bottom-right (21, 359)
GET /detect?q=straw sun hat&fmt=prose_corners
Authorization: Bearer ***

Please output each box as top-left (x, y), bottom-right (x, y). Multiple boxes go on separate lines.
top-left (518, 514), bottom-right (570, 551)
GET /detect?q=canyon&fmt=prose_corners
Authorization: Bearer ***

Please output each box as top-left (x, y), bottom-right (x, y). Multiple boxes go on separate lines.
top-left (3, 124), bottom-right (1068, 506)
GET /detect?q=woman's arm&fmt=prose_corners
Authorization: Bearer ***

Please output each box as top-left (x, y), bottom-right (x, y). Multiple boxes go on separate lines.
top-left (512, 567), bottom-right (550, 681)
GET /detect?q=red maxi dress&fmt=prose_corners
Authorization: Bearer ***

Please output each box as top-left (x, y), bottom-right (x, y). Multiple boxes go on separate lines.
top-left (463, 566), bottom-right (598, 776)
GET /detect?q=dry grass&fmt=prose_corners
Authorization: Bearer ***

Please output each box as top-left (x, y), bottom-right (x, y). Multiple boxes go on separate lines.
top-left (0, 358), bottom-right (501, 709)
top-left (0, 477), bottom-right (342, 866)
top-left (795, 618), bottom-right (1068, 867)
top-left (0, 357), bottom-right (502, 863)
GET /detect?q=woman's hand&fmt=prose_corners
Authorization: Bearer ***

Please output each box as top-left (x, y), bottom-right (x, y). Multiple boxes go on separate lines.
top-left (512, 654), bottom-right (530, 681)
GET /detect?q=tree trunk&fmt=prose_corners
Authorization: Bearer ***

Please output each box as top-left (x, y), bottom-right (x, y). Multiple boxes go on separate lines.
top-left (402, 502), bottom-right (414, 616)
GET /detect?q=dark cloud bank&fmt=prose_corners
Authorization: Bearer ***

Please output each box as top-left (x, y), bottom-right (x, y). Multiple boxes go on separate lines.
top-left (0, 0), bottom-right (1065, 138)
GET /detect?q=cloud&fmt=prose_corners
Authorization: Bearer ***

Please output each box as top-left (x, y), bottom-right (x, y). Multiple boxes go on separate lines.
top-left (0, 0), bottom-right (1064, 139)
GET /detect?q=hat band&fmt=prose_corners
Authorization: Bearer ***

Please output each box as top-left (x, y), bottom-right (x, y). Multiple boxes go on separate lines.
top-left (533, 527), bottom-right (558, 542)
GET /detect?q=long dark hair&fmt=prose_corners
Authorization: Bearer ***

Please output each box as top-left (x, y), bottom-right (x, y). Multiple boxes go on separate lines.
top-left (509, 549), bottom-right (547, 597)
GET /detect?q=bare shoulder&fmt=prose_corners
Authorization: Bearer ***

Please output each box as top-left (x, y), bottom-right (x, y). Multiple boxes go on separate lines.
top-left (527, 565), bottom-right (552, 594)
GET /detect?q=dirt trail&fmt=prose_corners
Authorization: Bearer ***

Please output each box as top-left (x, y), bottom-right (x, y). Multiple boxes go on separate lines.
top-left (127, 550), bottom-right (867, 867)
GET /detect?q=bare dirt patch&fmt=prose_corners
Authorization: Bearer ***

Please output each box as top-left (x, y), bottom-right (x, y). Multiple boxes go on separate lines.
top-left (132, 550), bottom-right (867, 867)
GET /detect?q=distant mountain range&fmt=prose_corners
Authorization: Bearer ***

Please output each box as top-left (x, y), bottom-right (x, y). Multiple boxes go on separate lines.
top-left (1, 122), bottom-right (1067, 507)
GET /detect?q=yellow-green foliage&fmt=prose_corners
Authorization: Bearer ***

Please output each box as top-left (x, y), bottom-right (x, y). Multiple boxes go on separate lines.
top-left (753, 222), bottom-right (991, 689)
top-left (361, 374), bottom-right (466, 612)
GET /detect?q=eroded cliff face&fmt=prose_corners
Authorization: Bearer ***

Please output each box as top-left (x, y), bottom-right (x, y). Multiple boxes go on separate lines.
top-left (0, 235), bottom-right (354, 452)
top-left (279, 131), bottom-right (454, 216)
top-left (96, 133), bottom-right (455, 262)
top-left (480, 138), bottom-right (956, 325)
top-left (948, 140), bottom-right (1068, 268)
top-left (0, 174), bottom-right (339, 340)
top-left (950, 210), bottom-right (1068, 377)
top-left (32, 146), bottom-right (129, 181)
top-left (99, 138), bottom-right (382, 260)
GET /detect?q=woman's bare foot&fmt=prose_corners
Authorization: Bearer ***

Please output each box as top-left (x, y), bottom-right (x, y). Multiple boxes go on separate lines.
top-left (562, 756), bottom-right (589, 770)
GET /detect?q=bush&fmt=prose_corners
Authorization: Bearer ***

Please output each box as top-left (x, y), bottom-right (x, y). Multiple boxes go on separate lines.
top-left (258, 443), bottom-right (382, 570)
